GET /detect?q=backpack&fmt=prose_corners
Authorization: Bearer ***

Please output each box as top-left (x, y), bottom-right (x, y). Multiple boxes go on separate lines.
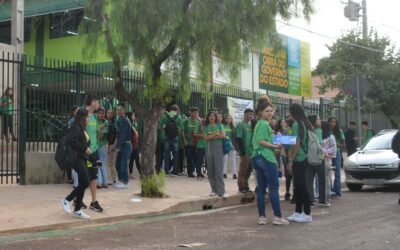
top-left (107, 120), bottom-right (117, 145)
top-left (391, 131), bottom-right (400, 157)
top-left (306, 130), bottom-right (325, 166)
top-left (55, 132), bottom-right (77, 171)
top-left (165, 113), bottom-right (179, 139)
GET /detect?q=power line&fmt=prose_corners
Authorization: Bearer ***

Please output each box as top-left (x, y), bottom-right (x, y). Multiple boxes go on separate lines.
top-left (275, 19), bottom-right (385, 54)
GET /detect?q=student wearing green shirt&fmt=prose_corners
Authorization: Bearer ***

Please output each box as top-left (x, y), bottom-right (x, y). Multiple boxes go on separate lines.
top-left (236, 108), bottom-right (255, 193)
top-left (0, 87), bottom-right (16, 142)
top-left (329, 116), bottom-right (345, 198)
top-left (195, 117), bottom-right (206, 178)
top-left (204, 111), bottom-right (227, 197)
top-left (362, 121), bottom-right (375, 145)
top-left (287, 103), bottom-right (314, 223)
top-left (307, 115), bottom-right (329, 207)
top-left (84, 94), bottom-right (103, 213)
top-left (96, 107), bottom-right (109, 188)
top-left (159, 105), bottom-right (184, 175)
top-left (251, 101), bottom-right (289, 226)
top-left (182, 107), bottom-right (201, 178)
top-left (222, 115), bottom-right (237, 179)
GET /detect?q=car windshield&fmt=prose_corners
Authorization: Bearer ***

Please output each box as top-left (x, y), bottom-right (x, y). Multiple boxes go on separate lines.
top-left (361, 132), bottom-right (396, 151)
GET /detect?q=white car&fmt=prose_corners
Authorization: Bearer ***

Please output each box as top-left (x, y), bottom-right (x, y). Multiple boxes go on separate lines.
top-left (344, 129), bottom-right (400, 191)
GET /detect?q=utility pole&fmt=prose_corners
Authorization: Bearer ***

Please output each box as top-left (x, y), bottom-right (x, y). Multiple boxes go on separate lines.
top-left (11, 0), bottom-right (24, 54)
top-left (362, 0), bottom-right (368, 39)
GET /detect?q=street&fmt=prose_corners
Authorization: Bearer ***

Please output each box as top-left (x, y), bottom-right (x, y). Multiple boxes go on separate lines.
top-left (2, 187), bottom-right (400, 250)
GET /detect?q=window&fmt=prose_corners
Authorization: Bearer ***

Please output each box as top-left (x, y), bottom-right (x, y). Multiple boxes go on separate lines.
top-left (0, 19), bottom-right (31, 44)
top-left (49, 9), bottom-right (84, 39)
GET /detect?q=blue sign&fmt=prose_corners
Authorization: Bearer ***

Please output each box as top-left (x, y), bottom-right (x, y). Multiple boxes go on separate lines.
top-left (273, 135), bottom-right (297, 145)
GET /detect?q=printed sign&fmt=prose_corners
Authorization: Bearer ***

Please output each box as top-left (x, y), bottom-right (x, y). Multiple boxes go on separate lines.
top-left (273, 135), bottom-right (297, 145)
top-left (227, 97), bottom-right (254, 125)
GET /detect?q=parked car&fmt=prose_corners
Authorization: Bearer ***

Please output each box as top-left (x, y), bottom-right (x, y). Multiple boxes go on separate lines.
top-left (344, 129), bottom-right (400, 191)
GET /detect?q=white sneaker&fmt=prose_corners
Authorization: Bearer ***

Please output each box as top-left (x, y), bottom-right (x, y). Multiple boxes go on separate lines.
top-left (72, 210), bottom-right (91, 219)
top-left (61, 199), bottom-right (72, 214)
top-left (222, 193), bottom-right (229, 198)
top-left (258, 216), bottom-right (267, 225)
top-left (273, 217), bottom-right (290, 226)
top-left (209, 192), bottom-right (217, 196)
top-left (294, 213), bottom-right (312, 223)
top-left (114, 183), bottom-right (128, 189)
top-left (287, 212), bottom-right (301, 221)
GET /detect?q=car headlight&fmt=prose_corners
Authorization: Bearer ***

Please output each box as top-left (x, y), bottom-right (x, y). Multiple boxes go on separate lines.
top-left (388, 161), bottom-right (400, 169)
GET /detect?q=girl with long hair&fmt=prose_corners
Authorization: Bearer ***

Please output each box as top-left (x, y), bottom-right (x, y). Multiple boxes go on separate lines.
top-left (204, 111), bottom-right (227, 198)
top-left (222, 114), bottom-right (237, 179)
top-left (328, 117), bottom-right (345, 198)
top-left (127, 111), bottom-right (141, 179)
top-left (287, 103), bottom-right (314, 223)
top-left (0, 87), bottom-right (16, 142)
top-left (61, 108), bottom-right (92, 219)
top-left (251, 101), bottom-right (289, 226)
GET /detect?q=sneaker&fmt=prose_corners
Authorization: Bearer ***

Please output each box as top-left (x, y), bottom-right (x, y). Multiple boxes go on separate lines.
top-left (89, 201), bottom-right (104, 212)
top-left (317, 202), bottom-right (331, 208)
top-left (273, 217), bottom-right (290, 226)
top-left (72, 210), bottom-right (91, 220)
top-left (223, 174), bottom-right (227, 179)
top-left (284, 193), bottom-right (291, 201)
top-left (233, 174), bottom-right (237, 179)
top-left (209, 192), bottom-right (217, 196)
top-left (114, 183), bottom-right (128, 189)
top-left (73, 200), bottom-right (88, 209)
top-left (294, 213), bottom-right (312, 223)
top-left (258, 216), bottom-right (267, 225)
top-left (197, 173), bottom-right (205, 178)
top-left (288, 212), bottom-right (302, 222)
top-left (102, 184), bottom-right (108, 189)
top-left (221, 193), bottom-right (229, 198)
top-left (61, 199), bottom-right (72, 214)
top-left (240, 188), bottom-right (250, 194)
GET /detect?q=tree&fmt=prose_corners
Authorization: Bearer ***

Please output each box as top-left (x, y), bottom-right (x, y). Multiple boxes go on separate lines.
top-left (314, 30), bottom-right (400, 127)
top-left (83, 0), bottom-right (314, 197)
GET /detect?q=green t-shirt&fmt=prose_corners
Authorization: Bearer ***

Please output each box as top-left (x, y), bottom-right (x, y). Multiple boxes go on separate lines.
top-left (98, 119), bottom-right (109, 147)
top-left (159, 111), bottom-right (184, 142)
top-left (292, 121), bottom-right (307, 162)
top-left (0, 96), bottom-right (13, 115)
top-left (315, 128), bottom-right (323, 144)
top-left (251, 120), bottom-right (277, 163)
top-left (86, 113), bottom-right (99, 153)
top-left (203, 124), bottom-right (223, 142)
top-left (184, 118), bottom-right (200, 146)
top-left (363, 129), bottom-right (374, 144)
top-left (236, 121), bottom-right (253, 155)
top-left (223, 125), bottom-right (234, 141)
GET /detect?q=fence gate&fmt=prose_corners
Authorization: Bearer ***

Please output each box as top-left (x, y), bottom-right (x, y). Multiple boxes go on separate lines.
top-left (0, 50), bottom-right (22, 185)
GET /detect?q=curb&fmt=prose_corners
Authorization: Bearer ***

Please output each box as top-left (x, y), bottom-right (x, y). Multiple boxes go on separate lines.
top-left (0, 193), bottom-right (256, 236)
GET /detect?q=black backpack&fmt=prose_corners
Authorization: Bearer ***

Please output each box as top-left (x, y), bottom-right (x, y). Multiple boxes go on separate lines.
top-left (165, 113), bottom-right (179, 139)
top-left (391, 131), bottom-right (400, 157)
top-left (55, 132), bottom-right (77, 171)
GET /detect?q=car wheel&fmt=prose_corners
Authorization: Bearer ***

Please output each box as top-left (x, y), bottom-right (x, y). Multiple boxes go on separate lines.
top-left (347, 183), bottom-right (363, 192)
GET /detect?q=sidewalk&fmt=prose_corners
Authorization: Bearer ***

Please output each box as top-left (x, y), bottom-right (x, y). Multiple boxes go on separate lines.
top-left (0, 175), bottom-right (257, 235)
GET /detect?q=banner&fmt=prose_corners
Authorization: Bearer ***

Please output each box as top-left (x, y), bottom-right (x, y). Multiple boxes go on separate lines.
top-left (259, 35), bottom-right (311, 97)
top-left (227, 97), bottom-right (254, 124)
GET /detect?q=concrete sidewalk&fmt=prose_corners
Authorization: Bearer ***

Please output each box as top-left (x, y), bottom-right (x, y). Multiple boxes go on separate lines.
top-left (0, 175), bottom-right (258, 235)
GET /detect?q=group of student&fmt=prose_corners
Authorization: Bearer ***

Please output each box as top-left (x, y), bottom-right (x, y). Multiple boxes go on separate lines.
top-left (61, 94), bottom-right (141, 219)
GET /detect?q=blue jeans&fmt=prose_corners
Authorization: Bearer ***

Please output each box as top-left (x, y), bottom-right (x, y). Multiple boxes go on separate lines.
top-left (97, 145), bottom-right (108, 186)
top-left (251, 155), bottom-right (282, 218)
top-left (116, 143), bottom-right (132, 184)
top-left (332, 150), bottom-right (342, 196)
top-left (196, 148), bottom-right (205, 175)
top-left (163, 137), bottom-right (179, 174)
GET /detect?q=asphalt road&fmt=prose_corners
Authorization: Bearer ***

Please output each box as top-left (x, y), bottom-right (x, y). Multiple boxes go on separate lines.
top-left (2, 187), bottom-right (400, 250)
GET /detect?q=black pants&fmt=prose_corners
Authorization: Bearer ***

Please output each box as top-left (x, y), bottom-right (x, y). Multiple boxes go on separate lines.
top-left (155, 137), bottom-right (164, 174)
top-left (178, 148), bottom-right (184, 173)
top-left (283, 156), bottom-right (293, 194)
top-left (2, 114), bottom-right (14, 139)
top-left (66, 158), bottom-right (90, 211)
top-left (129, 148), bottom-right (141, 175)
top-left (293, 160), bottom-right (311, 215)
top-left (185, 145), bottom-right (197, 175)
top-left (305, 161), bottom-right (326, 204)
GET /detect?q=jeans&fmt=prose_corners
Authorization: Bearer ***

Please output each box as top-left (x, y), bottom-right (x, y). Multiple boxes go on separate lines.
top-left (97, 145), bottom-right (108, 186)
top-left (116, 143), bottom-right (132, 184)
top-left (185, 145), bottom-right (197, 175)
top-left (196, 148), bottom-right (205, 175)
top-left (163, 137), bottom-right (179, 174)
top-left (293, 160), bottom-right (311, 215)
top-left (66, 158), bottom-right (90, 211)
top-left (332, 150), bottom-right (342, 196)
top-left (251, 155), bottom-right (282, 218)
